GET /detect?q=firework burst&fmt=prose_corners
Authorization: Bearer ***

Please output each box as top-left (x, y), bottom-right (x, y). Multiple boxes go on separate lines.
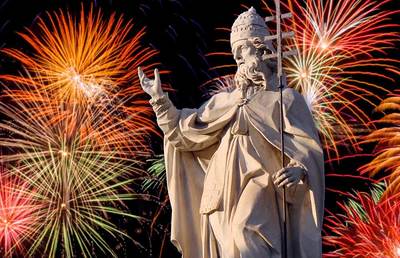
top-left (0, 172), bottom-right (42, 257)
top-left (10, 144), bottom-right (142, 257)
top-left (324, 184), bottom-right (400, 257)
top-left (1, 5), bottom-right (160, 103)
top-left (0, 79), bottom-right (147, 256)
top-left (283, 0), bottom-right (400, 56)
top-left (205, 0), bottom-right (399, 161)
top-left (359, 91), bottom-right (400, 196)
top-left (0, 5), bottom-right (164, 156)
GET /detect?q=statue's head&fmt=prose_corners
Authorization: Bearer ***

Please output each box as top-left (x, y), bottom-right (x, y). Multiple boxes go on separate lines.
top-left (230, 7), bottom-right (276, 90)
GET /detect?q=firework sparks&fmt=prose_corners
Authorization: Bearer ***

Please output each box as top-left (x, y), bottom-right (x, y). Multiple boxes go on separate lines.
top-left (0, 172), bottom-right (42, 257)
top-left (324, 184), bottom-right (400, 257)
top-left (284, 0), bottom-right (400, 57)
top-left (359, 92), bottom-right (400, 196)
top-left (0, 5), bottom-right (165, 156)
top-left (11, 143), bottom-right (142, 257)
top-left (0, 79), bottom-right (147, 256)
top-left (0, 78), bottom-right (152, 161)
top-left (1, 5), bottom-right (161, 103)
top-left (205, 0), bottom-right (399, 162)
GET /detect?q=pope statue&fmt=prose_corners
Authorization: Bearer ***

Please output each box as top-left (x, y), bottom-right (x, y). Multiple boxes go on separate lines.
top-left (138, 7), bottom-right (324, 258)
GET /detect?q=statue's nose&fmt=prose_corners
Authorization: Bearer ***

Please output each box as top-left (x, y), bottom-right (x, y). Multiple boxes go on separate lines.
top-left (233, 50), bottom-right (243, 64)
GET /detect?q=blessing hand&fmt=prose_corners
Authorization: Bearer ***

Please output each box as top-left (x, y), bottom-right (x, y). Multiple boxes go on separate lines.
top-left (138, 67), bottom-right (164, 99)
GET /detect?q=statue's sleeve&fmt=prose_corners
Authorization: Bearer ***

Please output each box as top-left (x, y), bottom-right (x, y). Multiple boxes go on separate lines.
top-left (150, 91), bottom-right (238, 152)
top-left (149, 91), bottom-right (238, 258)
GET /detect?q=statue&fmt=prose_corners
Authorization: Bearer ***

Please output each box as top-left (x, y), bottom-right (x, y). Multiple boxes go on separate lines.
top-left (138, 7), bottom-right (324, 258)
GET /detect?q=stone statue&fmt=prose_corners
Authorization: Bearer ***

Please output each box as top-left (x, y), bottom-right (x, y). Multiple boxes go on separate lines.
top-left (138, 7), bottom-right (324, 258)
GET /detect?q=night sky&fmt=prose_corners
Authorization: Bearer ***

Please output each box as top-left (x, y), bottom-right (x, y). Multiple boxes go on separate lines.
top-left (0, 0), bottom-right (399, 257)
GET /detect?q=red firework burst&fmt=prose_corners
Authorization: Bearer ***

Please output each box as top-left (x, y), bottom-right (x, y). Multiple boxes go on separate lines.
top-left (0, 173), bottom-right (41, 257)
top-left (324, 187), bottom-right (400, 257)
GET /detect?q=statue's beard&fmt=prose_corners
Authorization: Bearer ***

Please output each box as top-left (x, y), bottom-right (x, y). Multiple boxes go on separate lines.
top-left (234, 57), bottom-right (266, 90)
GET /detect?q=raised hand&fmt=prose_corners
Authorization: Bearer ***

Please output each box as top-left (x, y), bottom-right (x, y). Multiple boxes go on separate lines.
top-left (138, 67), bottom-right (164, 99)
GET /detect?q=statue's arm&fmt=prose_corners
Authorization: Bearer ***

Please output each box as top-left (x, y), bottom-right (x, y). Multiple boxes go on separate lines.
top-left (149, 92), bottom-right (180, 134)
top-left (139, 67), bottom-right (229, 151)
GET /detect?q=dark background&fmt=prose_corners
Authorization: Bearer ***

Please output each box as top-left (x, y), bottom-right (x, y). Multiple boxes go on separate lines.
top-left (0, 0), bottom-right (399, 257)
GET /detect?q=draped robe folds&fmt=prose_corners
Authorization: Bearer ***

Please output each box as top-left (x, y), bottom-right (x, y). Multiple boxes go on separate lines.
top-left (151, 86), bottom-right (324, 258)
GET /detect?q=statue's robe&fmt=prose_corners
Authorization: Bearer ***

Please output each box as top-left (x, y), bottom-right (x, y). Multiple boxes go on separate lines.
top-left (151, 86), bottom-right (324, 258)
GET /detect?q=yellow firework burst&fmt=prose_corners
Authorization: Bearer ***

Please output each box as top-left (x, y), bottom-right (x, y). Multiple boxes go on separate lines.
top-left (0, 81), bottom-right (146, 257)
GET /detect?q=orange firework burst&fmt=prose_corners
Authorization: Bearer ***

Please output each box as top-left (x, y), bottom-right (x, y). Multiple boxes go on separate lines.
top-left (0, 172), bottom-right (42, 257)
top-left (0, 5), bottom-right (165, 156)
top-left (1, 5), bottom-right (160, 103)
top-left (324, 184), bottom-right (400, 257)
top-left (359, 91), bottom-right (400, 196)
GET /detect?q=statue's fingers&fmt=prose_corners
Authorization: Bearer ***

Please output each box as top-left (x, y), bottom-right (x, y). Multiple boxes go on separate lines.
top-left (274, 168), bottom-right (286, 179)
top-left (278, 178), bottom-right (290, 188)
top-left (138, 67), bottom-right (146, 81)
top-left (286, 181), bottom-right (296, 188)
top-left (274, 172), bottom-right (290, 186)
top-left (138, 66), bottom-right (142, 77)
top-left (154, 68), bottom-right (160, 83)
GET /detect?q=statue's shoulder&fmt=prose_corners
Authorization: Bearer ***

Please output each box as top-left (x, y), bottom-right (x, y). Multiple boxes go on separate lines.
top-left (205, 88), bottom-right (242, 104)
top-left (282, 87), bottom-right (308, 110)
top-left (198, 88), bottom-right (242, 112)
top-left (283, 87), bottom-right (300, 100)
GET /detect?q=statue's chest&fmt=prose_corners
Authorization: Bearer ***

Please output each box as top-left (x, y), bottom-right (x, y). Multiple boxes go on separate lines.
top-left (230, 105), bottom-right (249, 136)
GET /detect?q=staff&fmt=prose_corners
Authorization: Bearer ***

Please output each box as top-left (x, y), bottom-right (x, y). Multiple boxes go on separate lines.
top-left (264, 2), bottom-right (297, 257)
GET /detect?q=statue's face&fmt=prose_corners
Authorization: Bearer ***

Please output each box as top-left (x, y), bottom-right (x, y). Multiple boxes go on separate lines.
top-left (232, 39), bottom-right (268, 89)
top-left (232, 40), bottom-right (258, 67)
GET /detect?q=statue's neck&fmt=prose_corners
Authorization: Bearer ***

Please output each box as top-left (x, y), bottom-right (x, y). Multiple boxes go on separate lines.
top-left (240, 84), bottom-right (264, 100)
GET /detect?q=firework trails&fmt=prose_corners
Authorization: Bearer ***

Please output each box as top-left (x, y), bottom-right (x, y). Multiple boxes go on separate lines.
top-left (359, 92), bottom-right (400, 196)
top-left (0, 5), bottom-right (159, 257)
top-left (0, 173), bottom-right (42, 257)
top-left (324, 184), bottom-right (400, 257)
top-left (1, 5), bottom-right (163, 156)
top-left (205, 0), bottom-right (399, 161)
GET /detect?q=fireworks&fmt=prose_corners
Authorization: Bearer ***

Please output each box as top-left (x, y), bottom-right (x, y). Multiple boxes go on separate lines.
top-left (284, 41), bottom-right (367, 159)
top-left (206, 0), bottom-right (399, 161)
top-left (359, 92), bottom-right (400, 196)
top-left (0, 5), bottom-right (158, 257)
top-left (284, 0), bottom-right (399, 56)
top-left (0, 78), bottom-right (152, 161)
top-left (13, 144), bottom-right (140, 257)
top-left (0, 80), bottom-right (146, 256)
top-left (324, 184), bottom-right (400, 257)
top-left (0, 5), bottom-right (163, 156)
top-left (1, 5), bottom-right (159, 104)
top-left (0, 173), bottom-right (42, 257)
top-left (277, 0), bottom-right (399, 161)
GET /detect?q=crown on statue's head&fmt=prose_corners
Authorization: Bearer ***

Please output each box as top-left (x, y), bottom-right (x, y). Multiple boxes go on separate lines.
top-left (230, 7), bottom-right (270, 46)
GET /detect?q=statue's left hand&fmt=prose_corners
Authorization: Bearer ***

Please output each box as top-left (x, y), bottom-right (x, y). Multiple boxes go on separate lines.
top-left (273, 166), bottom-right (305, 188)
top-left (138, 67), bottom-right (164, 99)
